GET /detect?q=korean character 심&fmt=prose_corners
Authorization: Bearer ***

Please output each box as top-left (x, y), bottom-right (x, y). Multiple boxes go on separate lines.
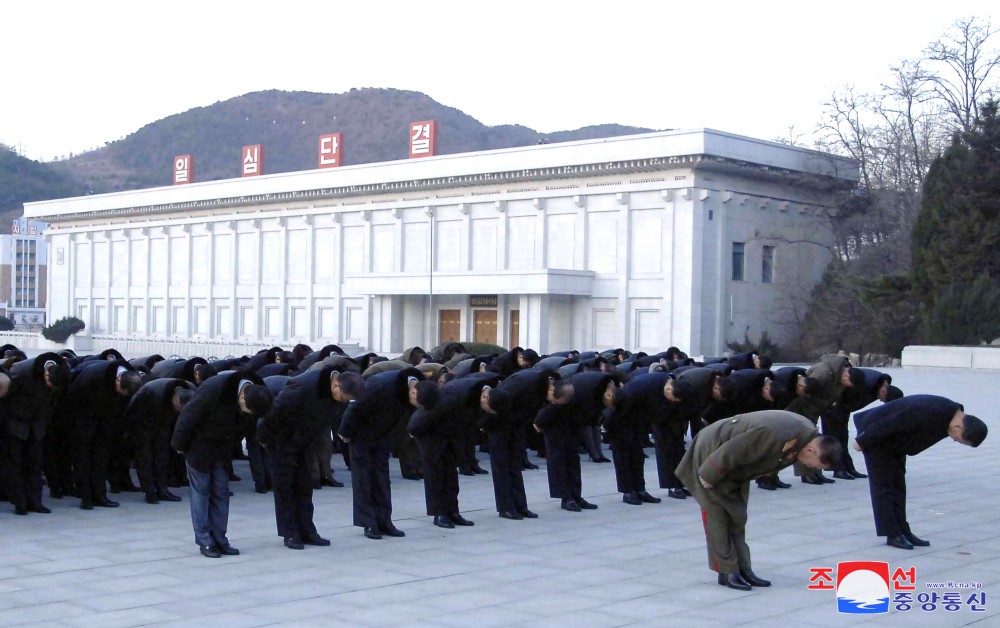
top-left (891, 566), bottom-right (917, 591)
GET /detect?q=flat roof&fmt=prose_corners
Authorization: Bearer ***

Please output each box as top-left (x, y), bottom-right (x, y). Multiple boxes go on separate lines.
top-left (25, 128), bottom-right (858, 221)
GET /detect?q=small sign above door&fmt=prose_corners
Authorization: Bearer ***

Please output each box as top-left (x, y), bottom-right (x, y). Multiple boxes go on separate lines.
top-left (469, 295), bottom-right (498, 308)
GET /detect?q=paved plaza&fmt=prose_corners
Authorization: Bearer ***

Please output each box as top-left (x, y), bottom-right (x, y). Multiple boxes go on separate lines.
top-left (1, 366), bottom-right (998, 627)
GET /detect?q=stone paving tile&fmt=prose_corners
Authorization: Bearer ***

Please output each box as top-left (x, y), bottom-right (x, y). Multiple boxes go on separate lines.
top-left (0, 367), bottom-right (998, 626)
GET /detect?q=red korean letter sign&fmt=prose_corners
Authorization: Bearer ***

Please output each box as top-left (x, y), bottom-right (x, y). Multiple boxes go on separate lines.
top-left (318, 133), bottom-right (342, 168)
top-left (173, 155), bottom-right (193, 185)
top-left (242, 144), bottom-right (264, 177)
top-left (409, 120), bottom-right (436, 158)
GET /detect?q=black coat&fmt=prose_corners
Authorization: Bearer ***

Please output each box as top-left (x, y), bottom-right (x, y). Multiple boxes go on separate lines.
top-left (339, 367), bottom-right (423, 447)
top-left (854, 395), bottom-right (961, 456)
top-left (257, 362), bottom-right (295, 379)
top-left (124, 378), bottom-right (195, 443)
top-left (497, 368), bottom-right (552, 430)
top-left (129, 354), bottom-right (165, 371)
top-left (151, 357), bottom-right (208, 384)
top-left (171, 370), bottom-right (263, 472)
top-left (674, 367), bottom-right (720, 422)
top-left (566, 371), bottom-right (615, 427)
top-left (604, 372), bottom-right (681, 443)
top-left (264, 367), bottom-right (341, 454)
top-left (487, 348), bottom-right (524, 379)
top-left (5, 352), bottom-right (64, 440)
top-left (246, 347), bottom-right (283, 372)
top-left (67, 360), bottom-right (135, 432)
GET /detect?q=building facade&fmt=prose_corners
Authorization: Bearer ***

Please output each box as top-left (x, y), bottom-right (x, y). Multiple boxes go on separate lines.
top-left (25, 130), bottom-right (857, 356)
top-left (0, 218), bottom-right (47, 326)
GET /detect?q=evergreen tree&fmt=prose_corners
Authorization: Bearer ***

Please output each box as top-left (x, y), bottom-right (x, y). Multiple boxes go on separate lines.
top-left (912, 101), bottom-right (1000, 308)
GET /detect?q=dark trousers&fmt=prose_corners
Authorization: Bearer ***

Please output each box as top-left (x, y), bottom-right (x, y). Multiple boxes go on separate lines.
top-left (349, 441), bottom-right (392, 529)
top-left (3, 435), bottom-right (44, 510)
top-left (44, 417), bottom-right (74, 496)
top-left (610, 437), bottom-right (646, 493)
top-left (270, 449), bottom-right (318, 540)
top-left (246, 434), bottom-right (271, 492)
top-left (456, 429), bottom-right (480, 472)
top-left (186, 460), bottom-right (230, 548)
top-left (822, 407), bottom-right (859, 471)
top-left (415, 437), bottom-right (459, 516)
top-left (306, 428), bottom-right (334, 482)
top-left (863, 449), bottom-right (908, 537)
top-left (74, 423), bottom-right (109, 506)
top-left (652, 423), bottom-right (685, 489)
top-left (487, 430), bottom-right (527, 513)
top-left (133, 424), bottom-right (171, 496)
top-left (544, 431), bottom-right (582, 500)
top-left (580, 425), bottom-right (605, 461)
top-left (106, 424), bottom-right (133, 491)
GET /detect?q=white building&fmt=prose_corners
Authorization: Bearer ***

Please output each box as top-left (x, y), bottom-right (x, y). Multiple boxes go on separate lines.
top-left (25, 129), bottom-right (857, 356)
top-left (0, 218), bottom-right (48, 327)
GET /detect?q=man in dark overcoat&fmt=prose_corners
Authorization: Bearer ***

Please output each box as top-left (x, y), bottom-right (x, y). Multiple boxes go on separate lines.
top-left (124, 377), bottom-right (195, 504)
top-left (853, 394), bottom-right (986, 549)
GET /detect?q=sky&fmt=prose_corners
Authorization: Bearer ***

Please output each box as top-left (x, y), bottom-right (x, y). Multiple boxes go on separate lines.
top-left (1, 0), bottom-right (997, 162)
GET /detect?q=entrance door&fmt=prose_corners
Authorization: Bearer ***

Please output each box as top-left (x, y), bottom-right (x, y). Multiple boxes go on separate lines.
top-left (438, 310), bottom-right (461, 344)
top-left (509, 310), bottom-right (520, 347)
top-left (473, 310), bottom-right (498, 344)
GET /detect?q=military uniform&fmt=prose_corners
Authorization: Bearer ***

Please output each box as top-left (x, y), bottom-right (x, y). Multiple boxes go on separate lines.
top-left (675, 411), bottom-right (818, 574)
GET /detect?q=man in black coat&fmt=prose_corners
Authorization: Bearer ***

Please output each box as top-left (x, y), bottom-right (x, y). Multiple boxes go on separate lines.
top-left (2, 354), bottom-right (70, 514)
top-left (827, 368), bottom-right (903, 480)
top-left (408, 376), bottom-right (497, 528)
top-left (124, 378), bottom-right (195, 504)
top-left (264, 367), bottom-right (364, 549)
top-left (172, 371), bottom-right (273, 557)
top-left (853, 394), bottom-right (987, 550)
top-left (536, 373), bottom-right (608, 512)
top-left (338, 367), bottom-right (433, 540)
top-left (67, 360), bottom-right (143, 509)
top-left (493, 368), bottom-right (552, 518)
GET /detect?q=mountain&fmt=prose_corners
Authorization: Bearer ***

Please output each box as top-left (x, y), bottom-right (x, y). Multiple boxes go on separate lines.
top-left (0, 88), bottom-right (657, 213)
top-left (0, 144), bottom-right (88, 225)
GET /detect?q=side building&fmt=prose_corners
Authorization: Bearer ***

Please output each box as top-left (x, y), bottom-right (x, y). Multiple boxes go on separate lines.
top-left (0, 219), bottom-right (48, 327)
top-left (25, 129), bottom-right (857, 356)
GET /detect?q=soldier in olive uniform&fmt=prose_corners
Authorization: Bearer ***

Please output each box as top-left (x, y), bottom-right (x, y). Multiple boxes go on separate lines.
top-left (675, 410), bottom-right (842, 591)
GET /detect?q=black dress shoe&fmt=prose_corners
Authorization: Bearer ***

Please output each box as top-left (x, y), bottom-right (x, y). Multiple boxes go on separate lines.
top-left (850, 470), bottom-right (868, 479)
top-left (49, 489), bottom-right (63, 499)
top-left (157, 490), bottom-right (182, 502)
top-left (200, 545), bottom-right (221, 558)
top-left (668, 488), bottom-right (687, 500)
top-left (833, 470), bottom-right (855, 480)
top-left (756, 479), bottom-right (777, 490)
top-left (718, 572), bottom-right (752, 591)
top-left (773, 478), bottom-right (792, 489)
top-left (402, 472), bottom-right (424, 480)
top-left (284, 536), bottom-right (305, 550)
top-left (596, 457), bottom-right (612, 463)
top-left (80, 501), bottom-right (93, 511)
top-left (473, 466), bottom-right (489, 475)
top-left (523, 462), bottom-right (540, 470)
top-left (303, 534), bottom-right (331, 546)
top-left (623, 492), bottom-right (643, 505)
top-left (887, 534), bottom-right (914, 550)
top-left (364, 527), bottom-right (383, 539)
top-left (434, 515), bottom-right (455, 529)
top-left (121, 484), bottom-right (142, 493)
top-left (324, 477), bottom-right (345, 488)
top-left (95, 499), bottom-right (119, 508)
top-left (577, 498), bottom-right (598, 510)
top-left (801, 476), bottom-right (822, 485)
top-left (14, 505), bottom-right (27, 516)
top-left (449, 513), bottom-right (474, 526)
top-left (818, 473), bottom-right (835, 484)
top-left (638, 491), bottom-right (662, 504)
top-left (379, 524), bottom-right (405, 537)
top-left (499, 511), bottom-right (523, 520)
top-left (740, 569), bottom-right (771, 587)
top-left (459, 468), bottom-right (476, 476)
top-left (312, 479), bottom-right (322, 490)
top-left (29, 505), bottom-right (51, 514)
top-left (229, 473), bottom-right (241, 482)
top-left (561, 499), bottom-right (582, 512)
top-left (218, 544), bottom-right (240, 555)
top-left (681, 487), bottom-right (692, 496)
top-left (145, 493), bottom-right (159, 504)
top-left (517, 508), bottom-right (539, 519)
top-left (903, 532), bottom-right (930, 547)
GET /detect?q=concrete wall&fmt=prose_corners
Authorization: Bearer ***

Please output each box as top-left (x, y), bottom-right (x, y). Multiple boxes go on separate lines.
top-left (902, 345), bottom-right (1000, 370)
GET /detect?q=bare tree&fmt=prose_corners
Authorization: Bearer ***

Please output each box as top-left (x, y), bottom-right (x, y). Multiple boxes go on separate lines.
top-left (924, 17), bottom-right (1000, 133)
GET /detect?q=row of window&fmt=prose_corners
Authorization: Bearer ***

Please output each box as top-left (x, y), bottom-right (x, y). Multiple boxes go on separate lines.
top-left (732, 242), bottom-right (774, 283)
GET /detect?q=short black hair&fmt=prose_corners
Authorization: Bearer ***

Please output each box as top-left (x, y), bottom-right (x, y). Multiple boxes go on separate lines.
top-left (174, 387), bottom-right (195, 407)
top-left (816, 435), bottom-right (844, 468)
top-left (415, 380), bottom-right (440, 409)
top-left (337, 371), bottom-right (365, 400)
top-left (963, 414), bottom-right (988, 447)
top-left (803, 376), bottom-right (822, 397)
top-left (885, 385), bottom-right (904, 402)
top-left (551, 379), bottom-right (574, 401)
top-left (756, 355), bottom-right (773, 370)
top-left (242, 384), bottom-right (274, 417)
top-left (193, 363), bottom-right (218, 383)
top-left (45, 362), bottom-right (71, 393)
top-left (847, 367), bottom-right (866, 388)
top-left (670, 379), bottom-right (694, 402)
top-left (118, 370), bottom-right (143, 396)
